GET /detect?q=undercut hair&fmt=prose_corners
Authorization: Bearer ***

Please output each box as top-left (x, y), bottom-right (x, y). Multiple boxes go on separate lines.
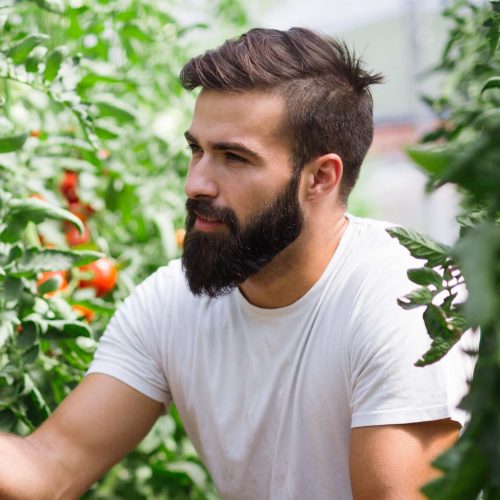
top-left (180, 27), bottom-right (383, 204)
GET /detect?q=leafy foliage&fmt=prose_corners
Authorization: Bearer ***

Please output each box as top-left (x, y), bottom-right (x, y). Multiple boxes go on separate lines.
top-left (0, 0), bottom-right (249, 497)
top-left (389, 1), bottom-right (500, 497)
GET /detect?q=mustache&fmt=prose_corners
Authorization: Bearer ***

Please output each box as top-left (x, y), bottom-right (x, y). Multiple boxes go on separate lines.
top-left (185, 198), bottom-right (238, 232)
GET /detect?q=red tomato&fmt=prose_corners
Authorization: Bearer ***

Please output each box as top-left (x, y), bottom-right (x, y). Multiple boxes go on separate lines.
top-left (60, 170), bottom-right (79, 203)
top-left (37, 270), bottom-right (68, 297)
top-left (68, 201), bottom-right (93, 222)
top-left (71, 304), bottom-right (95, 322)
top-left (79, 257), bottom-right (118, 297)
top-left (30, 130), bottom-right (42, 138)
top-left (65, 221), bottom-right (91, 247)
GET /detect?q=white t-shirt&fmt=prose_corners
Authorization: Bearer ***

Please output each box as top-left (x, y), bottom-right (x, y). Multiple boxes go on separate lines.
top-left (87, 215), bottom-right (476, 500)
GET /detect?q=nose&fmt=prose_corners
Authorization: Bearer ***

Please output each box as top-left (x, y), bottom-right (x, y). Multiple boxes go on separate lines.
top-left (184, 157), bottom-right (219, 200)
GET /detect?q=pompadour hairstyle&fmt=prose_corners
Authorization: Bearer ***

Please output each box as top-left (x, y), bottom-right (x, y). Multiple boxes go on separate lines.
top-left (180, 27), bottom-right (383, 203)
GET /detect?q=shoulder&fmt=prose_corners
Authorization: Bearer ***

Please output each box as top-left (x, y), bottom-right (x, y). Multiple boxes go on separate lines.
top-left (341, 215), bottom-right (422, 299)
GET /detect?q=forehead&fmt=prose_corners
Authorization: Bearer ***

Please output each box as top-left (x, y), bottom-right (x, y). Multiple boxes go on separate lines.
top-left (189, 89), bottom-right (288, 153)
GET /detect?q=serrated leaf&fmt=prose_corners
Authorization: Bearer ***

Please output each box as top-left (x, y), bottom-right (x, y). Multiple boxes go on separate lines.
top-left (415, 336), bottom-right (458, 366)
top-left (43, 48), bottom-right (65, 82)
top-left (423, 304), bottom-right (456, 340)
top-left (387, 226), bottom-right (452, 267)
top-left (0, 133), bottom-right (28, 153)
top-left (397, 288), bottom-right (434, 309)
top-left (7, 198), bottom-right (83, 232)
top-left (407, 267), bottom-right (443, 288)
top-left (7, 34), bottom-right (50, 64)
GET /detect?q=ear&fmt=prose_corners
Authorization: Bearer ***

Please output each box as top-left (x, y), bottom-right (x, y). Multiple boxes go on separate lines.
top-left (302, 153), bottom-right (343, 202)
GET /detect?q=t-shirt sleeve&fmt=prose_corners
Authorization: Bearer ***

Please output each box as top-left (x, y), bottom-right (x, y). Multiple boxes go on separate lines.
top-left (348, 253), bottom-right (477, 429)
top-left (86, 266), bottom-right (173, 410)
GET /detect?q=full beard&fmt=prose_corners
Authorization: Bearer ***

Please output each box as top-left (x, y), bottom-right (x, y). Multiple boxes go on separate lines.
top-left (181, 173), bottom-right (303, 298)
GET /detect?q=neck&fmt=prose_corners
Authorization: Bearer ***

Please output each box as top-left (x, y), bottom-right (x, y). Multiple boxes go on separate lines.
top-left (238, 210), bottom-right (349, 309)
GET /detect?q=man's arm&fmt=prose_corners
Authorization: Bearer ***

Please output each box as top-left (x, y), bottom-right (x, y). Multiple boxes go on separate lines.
top-left (349, 418), bottom-right (460, 500)
top-left (0, 373), bottom-right (164, 500)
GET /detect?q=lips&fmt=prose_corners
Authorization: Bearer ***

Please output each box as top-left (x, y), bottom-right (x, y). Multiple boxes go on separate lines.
top-left (195, 211), bottom-right (221, 223)
top-left (194, 212), bottom-right (225, 232)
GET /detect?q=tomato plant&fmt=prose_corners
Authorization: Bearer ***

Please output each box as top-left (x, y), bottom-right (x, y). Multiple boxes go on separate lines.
top-left (0, 0), bottom-right (250, 498)
top-left (389, 1), bottom-right (499, 498)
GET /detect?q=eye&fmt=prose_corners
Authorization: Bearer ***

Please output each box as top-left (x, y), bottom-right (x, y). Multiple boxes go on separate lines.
top-left (224, 152), bottom-right (247, 163)
top-left (187, 143), bottom-right (202, 155)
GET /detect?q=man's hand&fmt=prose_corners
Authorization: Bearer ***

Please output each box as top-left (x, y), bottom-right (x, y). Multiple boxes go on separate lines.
top-left (349, 418), bottom-right (460, 499)
top-left (0, 373), bottom-right (164, 499)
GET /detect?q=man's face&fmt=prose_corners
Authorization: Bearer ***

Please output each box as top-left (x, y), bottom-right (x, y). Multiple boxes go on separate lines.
top-left (182, 90), bottom-right (304, 297)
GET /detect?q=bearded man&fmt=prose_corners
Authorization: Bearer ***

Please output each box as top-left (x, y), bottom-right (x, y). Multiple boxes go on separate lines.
top-left (0, 28), bottom-right (473, 499)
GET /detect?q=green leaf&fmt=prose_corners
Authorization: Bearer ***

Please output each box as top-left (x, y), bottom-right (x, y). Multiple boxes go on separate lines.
top-left (472, 109), bottom-right (500, 129)
top-left (70, 298), bottom-right (115, 315)
top-left (387, 227), bottom-right (452, 267)
top-left (0, 320), bottom-right (13, 349)
top-left (422, 437), bottom-right (487, 499)
top-left (7, 34), bottom-right (50, 64)
top-left (407, 267), bottom-right (443, 288)
top-left (93, 95), bottom-right (138, 122)
top-left (406, 144), bottom-right (457, 176)
top-left (397, 288), bottom-right (434, 309)
top-left (3, 276), bottom-right (23, 306)
top-left (481, 76), bottom-right (500, 94)
top-left (454, 223), bottom-right (500, 327)
top-left (22, 344), bottom-right (40, 364)
top-left (17, 322), bottom-right (38, 349)
top-left (0, 217), bottom-right (29, 243)
top-left (0, 133), bottom-right (28, 153)
top-left (22, 374), bottom-right (50, 426)
top-left (33, 0), bottom-right (65, 13)
top-left (415, 335), bottom-right (458, 366)
top-left (7, 198), bottom-right (83, 232)
top-left (423, 304), bottom-right (456, 340)
top-left (44, 320), bottom-right (91, 339)
top-left (15, 248), bottom-right (102, 275)
top-left (43, 48), bottom-right (65, 82)
top-left (37, 275), bottom-right (64, 295)
top-left (0, 409), bottom-right (16, 432)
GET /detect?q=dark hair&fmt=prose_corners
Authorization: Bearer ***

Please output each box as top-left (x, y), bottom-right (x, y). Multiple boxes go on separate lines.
top-left (180, 27), bottom-right (383, 204)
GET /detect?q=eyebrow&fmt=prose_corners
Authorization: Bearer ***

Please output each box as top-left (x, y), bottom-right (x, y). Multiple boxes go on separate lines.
top-left (184, 130), bottom-right (264, 163)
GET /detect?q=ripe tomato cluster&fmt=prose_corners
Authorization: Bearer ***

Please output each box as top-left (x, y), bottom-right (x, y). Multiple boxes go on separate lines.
top-left (59, 170), bottom-right (94, 247)
top-left (33, 170), bottom-right (119, 321)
